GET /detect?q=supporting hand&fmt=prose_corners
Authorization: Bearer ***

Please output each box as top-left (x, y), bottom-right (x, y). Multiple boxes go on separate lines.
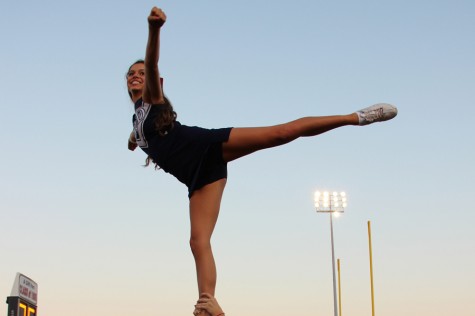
top-left (195, 293), bottom-right (224, 316)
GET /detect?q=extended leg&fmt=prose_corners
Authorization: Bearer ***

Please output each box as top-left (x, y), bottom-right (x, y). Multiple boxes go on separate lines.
top-left (222, 103), bottom-right (397, 162)
top-left (223, 113), bottom-right (358, 162)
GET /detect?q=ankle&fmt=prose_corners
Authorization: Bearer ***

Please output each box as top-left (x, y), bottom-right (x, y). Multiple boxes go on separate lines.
top-left (348, 113), bottom-right (360, 125)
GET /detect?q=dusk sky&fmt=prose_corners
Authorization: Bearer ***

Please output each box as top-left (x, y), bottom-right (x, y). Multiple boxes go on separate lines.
top-left (1, 1), bottom-right (474, 315)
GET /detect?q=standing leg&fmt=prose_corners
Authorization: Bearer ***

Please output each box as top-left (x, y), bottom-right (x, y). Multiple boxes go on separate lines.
top-left (189, 179), bottom-right (227, 315)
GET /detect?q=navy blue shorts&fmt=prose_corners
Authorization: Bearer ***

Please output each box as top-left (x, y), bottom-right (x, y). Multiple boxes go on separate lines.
top-left (191, 141), bottom-right (229, 196)
top-left (143, 122), bottom-right (233, 198)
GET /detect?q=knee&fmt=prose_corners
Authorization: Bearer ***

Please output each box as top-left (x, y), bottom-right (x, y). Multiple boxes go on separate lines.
top-left (189, 236), bottom-right (212, 257)
top-left (272, 124), bottom-right (298, 145)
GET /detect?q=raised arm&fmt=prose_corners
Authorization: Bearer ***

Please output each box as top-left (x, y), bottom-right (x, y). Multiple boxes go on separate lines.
top-left (142, 7), bottom-right (166, 104)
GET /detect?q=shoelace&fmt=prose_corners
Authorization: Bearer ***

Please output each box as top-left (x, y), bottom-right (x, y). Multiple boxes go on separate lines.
top-left (362, 107), bottom-right (383, 122)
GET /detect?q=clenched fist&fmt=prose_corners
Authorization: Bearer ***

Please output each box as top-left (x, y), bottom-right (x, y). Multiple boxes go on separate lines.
top-left (148, 7), bottom-right (166, 28)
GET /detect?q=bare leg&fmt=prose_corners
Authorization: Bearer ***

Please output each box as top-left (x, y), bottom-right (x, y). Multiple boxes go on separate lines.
top-left (187, 107), bottom-right (395, 314)
top-left (189, 179), bottom-right (227, 315)
top-left (223, 113), bottom-right (358, 162)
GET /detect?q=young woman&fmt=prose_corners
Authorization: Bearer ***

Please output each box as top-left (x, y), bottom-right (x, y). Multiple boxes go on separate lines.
top-left (127, 7), bottom-right (397, 316)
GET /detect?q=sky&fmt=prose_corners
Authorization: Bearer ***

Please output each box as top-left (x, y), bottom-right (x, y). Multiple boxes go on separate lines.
top-left (1, 0), bottom-right (474, 315)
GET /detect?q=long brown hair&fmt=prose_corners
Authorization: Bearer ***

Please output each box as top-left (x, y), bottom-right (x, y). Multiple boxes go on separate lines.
top-left (127, 60), bottom-right (177, 168)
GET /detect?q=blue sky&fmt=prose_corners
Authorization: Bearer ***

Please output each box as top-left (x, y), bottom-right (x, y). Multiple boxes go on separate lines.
top-left (1, 1), bottom-right (474, 315)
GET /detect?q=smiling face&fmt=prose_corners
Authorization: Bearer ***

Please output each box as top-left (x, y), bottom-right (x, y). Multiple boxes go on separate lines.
top-left (126, 62), bottom-right (145, 100)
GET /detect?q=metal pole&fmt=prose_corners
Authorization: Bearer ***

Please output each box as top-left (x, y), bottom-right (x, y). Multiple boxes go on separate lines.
top-left (330, 213), bottom-right (338, 316)
top-left (338, 258), bottom-right (342, 316)
top-left (368, 221), bottom-right (375, 316)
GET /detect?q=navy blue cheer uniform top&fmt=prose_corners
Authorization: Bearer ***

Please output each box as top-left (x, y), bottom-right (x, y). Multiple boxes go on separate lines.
top-left (132, 98), bottom-right (232, 197)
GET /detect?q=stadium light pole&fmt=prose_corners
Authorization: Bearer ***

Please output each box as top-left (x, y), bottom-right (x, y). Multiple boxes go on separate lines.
top-left (314, 191), bottom-right (348, 316)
